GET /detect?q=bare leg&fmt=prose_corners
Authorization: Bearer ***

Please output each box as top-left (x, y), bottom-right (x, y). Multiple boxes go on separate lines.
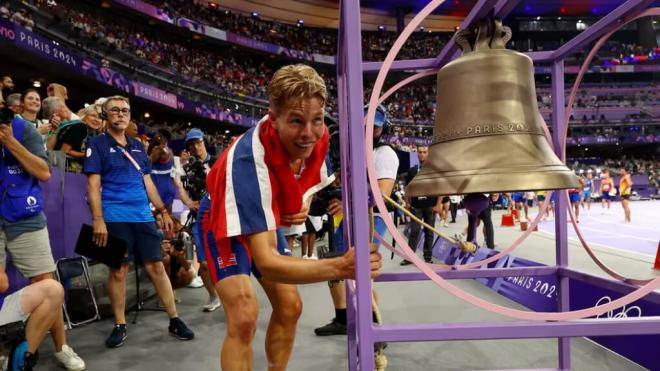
top-left (259, 280), bottom-right (302, 371)
top-left (300, 234), bottom-right (308, 258)
top-left (31, 273), bottom-right (66, 351)
top-left (21, 279), bottom-right (64, 353)
top-left (108, 264), bottom-right (129, 325)
top-left (216, 275), bottom-right (258, 371)
top-left (306, 233), bottom-right (316, 258)
top-left (143, 261), bottom-right (177, 318)
top-left (622, 199), bottom-right (631, 222)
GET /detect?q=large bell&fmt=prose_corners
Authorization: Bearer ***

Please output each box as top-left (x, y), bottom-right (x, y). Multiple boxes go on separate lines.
top-left (406, 19), bottom-right (579, 197)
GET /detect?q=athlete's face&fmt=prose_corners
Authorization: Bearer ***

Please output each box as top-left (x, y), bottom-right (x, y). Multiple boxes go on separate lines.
top-left (269, 97), bottom-right (325, 163)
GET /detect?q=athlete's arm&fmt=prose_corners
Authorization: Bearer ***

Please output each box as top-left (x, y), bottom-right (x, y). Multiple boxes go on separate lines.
top-left (245, 230), bottom-right (381, 284)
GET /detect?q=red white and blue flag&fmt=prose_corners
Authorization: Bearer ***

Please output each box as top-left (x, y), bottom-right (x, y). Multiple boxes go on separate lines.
top-left (206, 116), bottom-right (334, 265)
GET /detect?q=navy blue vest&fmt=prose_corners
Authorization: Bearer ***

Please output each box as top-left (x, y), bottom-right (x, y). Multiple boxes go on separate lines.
top-left (0, 118), bottom-right (44, 222)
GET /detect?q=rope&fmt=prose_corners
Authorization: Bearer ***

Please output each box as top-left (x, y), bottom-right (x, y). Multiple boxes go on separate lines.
top-left (382, 195), bottom-right (476, 254)
top-left (368, 208), bottom-right (388, 371)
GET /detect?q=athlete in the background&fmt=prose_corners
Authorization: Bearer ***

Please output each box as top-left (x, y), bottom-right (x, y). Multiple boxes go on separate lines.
top-left (600, 169), bottom-right (614, 212)
top-left (619, 168), bottom-right (633, 223)
top-left (581, 171), bottom-right (594, 211)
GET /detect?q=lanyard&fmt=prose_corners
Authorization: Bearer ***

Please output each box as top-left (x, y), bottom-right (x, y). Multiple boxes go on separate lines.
top-left (116, 146), bottom-right (142, 173)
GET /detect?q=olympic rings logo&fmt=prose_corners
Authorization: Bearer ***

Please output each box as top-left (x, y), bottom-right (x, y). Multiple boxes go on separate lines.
top-left (594, 296), bottom-right (642, 319)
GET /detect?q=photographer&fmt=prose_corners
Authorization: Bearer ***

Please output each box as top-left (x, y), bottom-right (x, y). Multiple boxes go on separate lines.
top-left (160, 221), bottom-right (195, 290)
top-left (177, 128), bottom-right (220, 313)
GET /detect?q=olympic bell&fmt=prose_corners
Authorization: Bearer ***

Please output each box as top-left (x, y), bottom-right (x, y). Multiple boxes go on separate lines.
top-left (406, 19), bottom-right (579, 197)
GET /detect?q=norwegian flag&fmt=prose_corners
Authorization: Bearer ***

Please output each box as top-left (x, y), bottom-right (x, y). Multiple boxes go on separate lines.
top-left (206, 116), bottom-right (334, 267)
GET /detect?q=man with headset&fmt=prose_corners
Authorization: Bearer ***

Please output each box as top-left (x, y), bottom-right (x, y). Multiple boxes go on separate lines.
top-left (315, 105), bottom-right (398, 336)
top-left (84, 95), bottom-right (194, 349)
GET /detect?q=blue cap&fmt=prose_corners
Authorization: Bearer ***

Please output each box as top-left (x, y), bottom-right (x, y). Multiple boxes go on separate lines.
top-left (184, 128), bottom-right (204, 145)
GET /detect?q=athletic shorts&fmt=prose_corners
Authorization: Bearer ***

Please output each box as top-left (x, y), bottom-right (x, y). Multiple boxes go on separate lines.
top-left (304, 216), bottom-right (323, 234)
top-left (582, 191), bottom-right (591, 201)
top-left (201, 214), bottom-right (292, 283)
top-left (621, 194), bottom-right (631, 200)
top-left (526, 199), bottom-right (534, 207)
top-left (602, 192), bottom-right (612, 201)
top-left (441, 196), bottom-right (450, 204)
top-left (280, 223), bottom-right (306, 237)
top-left (106, 222), bottom-right (163, 264)
top-left (0, 288), bottom-right (28, 326)
top-left (537, 195), bottom-right (546, 202)
top-left (569, 192), bottom-right (581, 204)
top-left (0, 228), bottom-right (55, 278)
top-left (512, 193), bottom-right (524, 203)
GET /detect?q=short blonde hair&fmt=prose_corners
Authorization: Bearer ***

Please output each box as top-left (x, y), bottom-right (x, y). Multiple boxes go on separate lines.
top-left (78, 105), bottom-right (99, 121)
top-left (267, 64), bottom-right (326, 112)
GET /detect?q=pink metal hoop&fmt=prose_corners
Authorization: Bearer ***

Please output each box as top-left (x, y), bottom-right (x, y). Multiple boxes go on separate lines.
top-left (364, 0), bottom-right (660, 321)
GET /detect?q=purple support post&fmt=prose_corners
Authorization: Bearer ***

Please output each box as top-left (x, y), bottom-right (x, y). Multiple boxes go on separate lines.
top-left (550, 60), bottom-right (571, 370)
top-left (339, 1), bottom-right (374, 370)
top-left (336, 11), bottom-right (358, 368)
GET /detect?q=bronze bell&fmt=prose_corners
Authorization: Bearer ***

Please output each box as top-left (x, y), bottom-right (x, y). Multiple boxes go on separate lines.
top-left (406, 19), bottom-right (579, 197)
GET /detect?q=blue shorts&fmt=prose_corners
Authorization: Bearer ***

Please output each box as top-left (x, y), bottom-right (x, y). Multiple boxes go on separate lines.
top-left (582, 191), bottom-right (591, 200)
top-left (200, 209), bottom-right (291, 283)
top-left (333, 214), bottom-right (387, 253)
top-left (602, 192), bottom-right (612, 201)
top-left (569, 192), bottom-right (581, 204)
top-left (512, 193), bottom-right (524, 203)
top-left (106, 222), bottom-right (162, 264)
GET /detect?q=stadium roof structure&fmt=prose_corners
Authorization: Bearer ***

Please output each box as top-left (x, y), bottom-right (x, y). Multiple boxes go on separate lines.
top-left (333, 0), bottom-right (660, 17)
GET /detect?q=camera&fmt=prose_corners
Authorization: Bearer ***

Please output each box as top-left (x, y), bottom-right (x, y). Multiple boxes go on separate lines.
top-left (181, 156), bottom-right (207, 201)
top-left (0, 106), bottom-right (14, 125)
top-left (313, 186), bottom-right (342, 215)
top-left (169, 230), bottom-right (193, 260)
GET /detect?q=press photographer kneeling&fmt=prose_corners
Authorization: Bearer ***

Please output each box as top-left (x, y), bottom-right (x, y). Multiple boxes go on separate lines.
top-left (160, 221), bottom-right (195, 290)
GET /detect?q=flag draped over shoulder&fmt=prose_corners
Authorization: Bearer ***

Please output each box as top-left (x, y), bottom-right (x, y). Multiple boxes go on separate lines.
top-left (206, 116), bottom-right (334, 245)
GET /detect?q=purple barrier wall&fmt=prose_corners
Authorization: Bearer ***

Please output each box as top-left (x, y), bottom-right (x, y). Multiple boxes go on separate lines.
top-left (3, 169), bottom-right (83, 294)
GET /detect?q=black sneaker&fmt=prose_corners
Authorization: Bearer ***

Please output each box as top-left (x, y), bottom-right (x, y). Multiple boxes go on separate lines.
top-left (169, 318), bottom-right (194, 340)
top-left (424, 257), bottom-right (433, 263)
top-left (399, 260), bottom-right (413, 266)
top-left (314, 319), bottom-right (347, 336)
top-left (105, 324), bottom-right (127, 348)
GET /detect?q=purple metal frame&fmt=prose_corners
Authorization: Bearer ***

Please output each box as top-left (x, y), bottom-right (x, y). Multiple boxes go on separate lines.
top-left (338, 0), bottom-right (660, 370)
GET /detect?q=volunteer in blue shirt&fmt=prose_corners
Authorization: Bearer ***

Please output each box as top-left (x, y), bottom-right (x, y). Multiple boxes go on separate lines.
top-left (83, 96), bottom-right (194, 349)
top-left (0, 111), bottom-right (85, 370)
